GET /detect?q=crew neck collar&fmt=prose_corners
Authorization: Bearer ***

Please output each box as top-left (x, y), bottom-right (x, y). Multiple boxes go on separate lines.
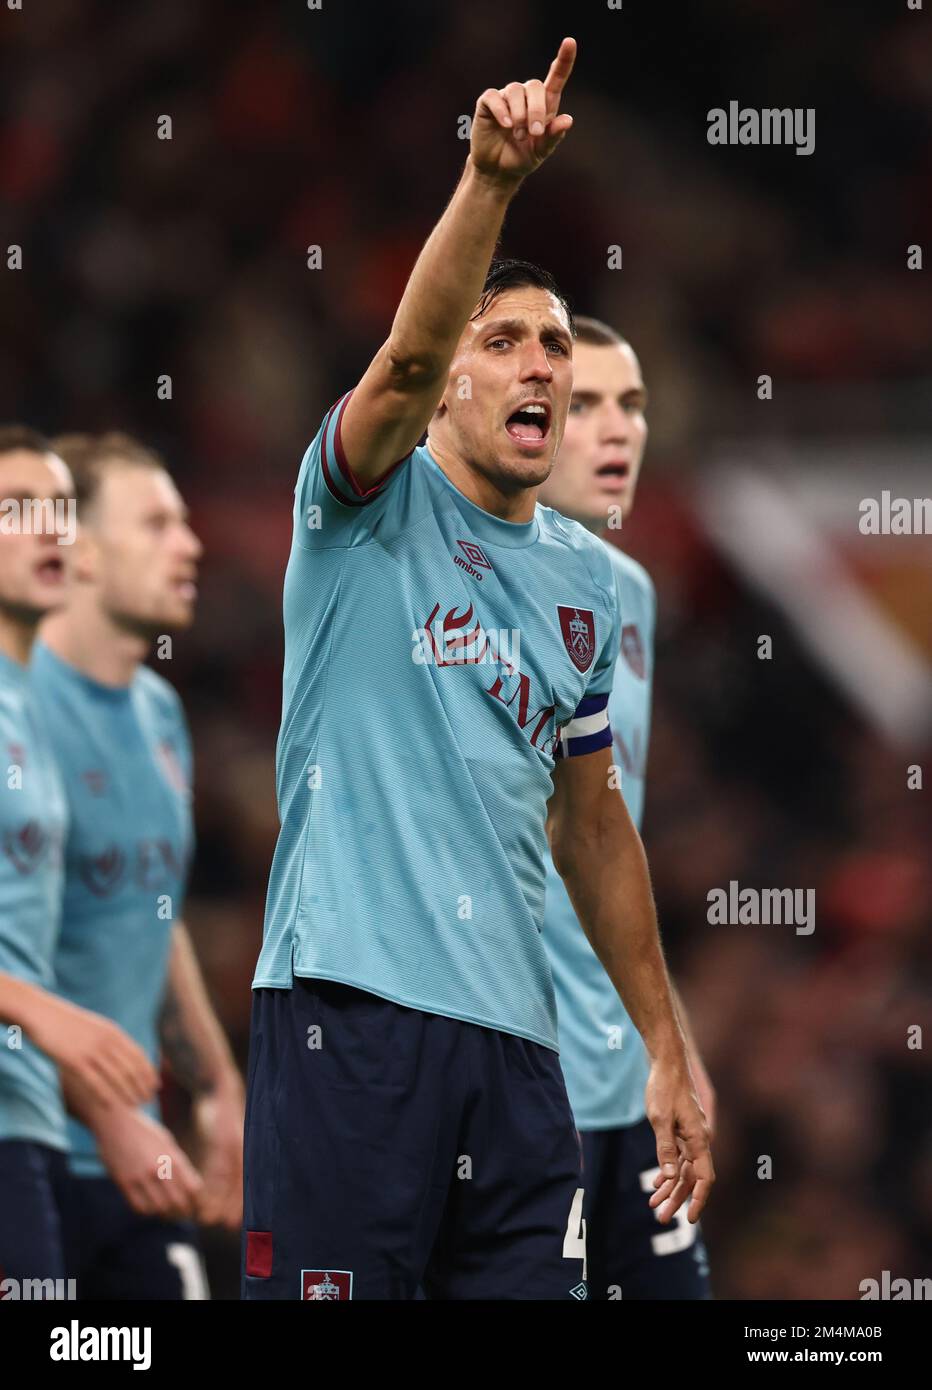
top-left (424, 446), bottom-right (540, 549)
top-left (34, 640), bottom-right (134, 702)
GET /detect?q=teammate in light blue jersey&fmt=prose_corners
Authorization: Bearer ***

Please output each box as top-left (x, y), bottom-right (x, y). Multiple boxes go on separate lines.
top-left (244, 39), bottom-right (713, 1301)
top-left (539, 318), bottom-right (716, 1298)
top-left (0, 427), bottom-right (155, 1291)
top-left (29, 647), bottom-right (194, 1173)
top-left (32, 431), bottom-right (244, 1300)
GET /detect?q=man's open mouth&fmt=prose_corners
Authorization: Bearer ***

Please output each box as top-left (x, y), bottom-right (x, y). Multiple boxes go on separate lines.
top-left (35, 556), bottom-right (64, 580)
top-left (505, 402), bottom-right (551, 445)
top-left (596, 461), bottom-right (630, 481)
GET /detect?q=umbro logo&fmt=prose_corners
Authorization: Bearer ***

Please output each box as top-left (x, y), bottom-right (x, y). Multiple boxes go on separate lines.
top-left (453, 539), bottom-right (493, 581)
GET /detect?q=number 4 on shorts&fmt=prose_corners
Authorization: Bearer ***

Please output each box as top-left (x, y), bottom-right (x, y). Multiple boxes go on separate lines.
top-left (563, 1186), bottom-right (587, 1280)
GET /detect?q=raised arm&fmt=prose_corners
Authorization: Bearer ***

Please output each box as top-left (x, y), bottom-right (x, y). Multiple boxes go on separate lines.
top-left (547, 747), bottom-right (715, 1223)
top-left (340, 36), bottom-right (578, 486)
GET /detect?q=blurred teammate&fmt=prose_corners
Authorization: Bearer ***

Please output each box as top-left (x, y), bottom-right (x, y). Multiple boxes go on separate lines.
top-left (244, 38), bottom-right (712, 1301)
top-left (30, 432), bottom-right (244, 1300)
top-left (0, 426), bottom-right (156, 1292)
top-left (539, 318), bottom-right (715, 1298)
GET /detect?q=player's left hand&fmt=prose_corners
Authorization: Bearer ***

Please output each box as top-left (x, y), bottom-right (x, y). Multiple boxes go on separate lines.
top-left (644, 1059), bottom-right (715, 1224)
top-left (191, 1080), bottom-right (244, 1230)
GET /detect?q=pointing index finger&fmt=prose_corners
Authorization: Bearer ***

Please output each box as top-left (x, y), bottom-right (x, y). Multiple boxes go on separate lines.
top-left (543, 37), bottom-right (576, 102)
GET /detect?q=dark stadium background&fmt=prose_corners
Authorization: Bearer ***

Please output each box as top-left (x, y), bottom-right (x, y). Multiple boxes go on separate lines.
top-left (1, 0), bottom-right (929, 1300)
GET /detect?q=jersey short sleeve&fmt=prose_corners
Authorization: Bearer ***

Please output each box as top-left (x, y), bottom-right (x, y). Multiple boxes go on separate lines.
top-left (294, 390), bottom-right (417, 549)
top-left (165, 682), bottom-right (194, 793)
top-left (556, 546), bottom-right (622, 760)
top-left (157, 679), bottom-right (195, 884)
top-left (638, 567), bottom-right (657, 665)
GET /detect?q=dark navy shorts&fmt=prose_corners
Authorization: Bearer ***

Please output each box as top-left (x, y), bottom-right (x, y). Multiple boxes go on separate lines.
top-left (581, 1116), bottom-right (712, 1299)
top-left (242, 979), bottom-right (587, 1300)
top-left (0, 1140), bottom-right (66, 1292)
top-left (52, 1169), bottom-right (208, 1300)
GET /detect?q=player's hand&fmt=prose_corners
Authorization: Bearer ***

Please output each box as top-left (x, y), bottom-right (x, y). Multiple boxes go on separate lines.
top-left (93, 1106), bottom-right (204, 1221)
top-left (471, 37), bottom-right (576, 184)
top-left (191, 1081), bottom-right (244, 1231)
top-left (644, 1058), bottom-right (715, 1224)
top-left (688, 1049), bottom-right (717, 1142)
top-left (23, 989), bottom-right (159, 1108)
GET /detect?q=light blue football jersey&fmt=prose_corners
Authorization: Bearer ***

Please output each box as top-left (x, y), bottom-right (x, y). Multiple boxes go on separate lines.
top-left (30, 643), bottom-right (194, 1175)
top-left (543, 541), bottom-right (656, 1129)
top-left (254, 391), bottom-right (622, 1051)
top-left (0, 649), bottom-right (68, 1151)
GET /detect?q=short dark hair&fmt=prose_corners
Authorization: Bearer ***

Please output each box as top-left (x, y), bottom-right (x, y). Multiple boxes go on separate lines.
top-left (51, 431), bottom-right (168, 509)
top-left (0, 424), bottom-right (53, 458)
top-left (573, 315), bottom-right (628, 349)
top-left (472, 258), bottom-right (575, 337)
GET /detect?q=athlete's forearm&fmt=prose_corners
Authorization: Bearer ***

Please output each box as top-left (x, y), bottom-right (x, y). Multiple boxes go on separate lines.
top-left (59, 1069), bottom-right (112, 1129)
top-left (341, 48), bottom-right (573, 483)
top-left (387, 160), bottom-right (522, 377)
top-left (671, 983), bottom-right (699, 1060)
top-left (340, 160), bottom-right (525, 482)
top-left (388, 39), bottom-right (574, 378)
top-left (159, 923), bottom-right (240, 1099)
top-left (670, 981), bottom-right (716, 1129)
top-left (554, 810), bottom-right (687, 1067)
top-left (0, 971), bottom-right (46, 1036)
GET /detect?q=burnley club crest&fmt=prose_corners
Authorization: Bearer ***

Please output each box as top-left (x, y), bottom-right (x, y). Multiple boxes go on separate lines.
top-left (557, 606), bottom-right (596, 673)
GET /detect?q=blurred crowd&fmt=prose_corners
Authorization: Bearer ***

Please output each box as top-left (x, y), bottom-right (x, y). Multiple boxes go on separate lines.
top-left (625, 498), bottom-right (932, 1299)
top-left (1, 0), bottom-right (929, 1298)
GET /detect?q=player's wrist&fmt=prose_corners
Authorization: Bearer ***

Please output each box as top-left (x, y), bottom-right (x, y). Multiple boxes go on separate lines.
top-left (464, 157), bottom-right (526, 198)
top-left (644, 1028), bottom-right (691, 1071)
top-left (79, 1094), bottom-right (136, 1138)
